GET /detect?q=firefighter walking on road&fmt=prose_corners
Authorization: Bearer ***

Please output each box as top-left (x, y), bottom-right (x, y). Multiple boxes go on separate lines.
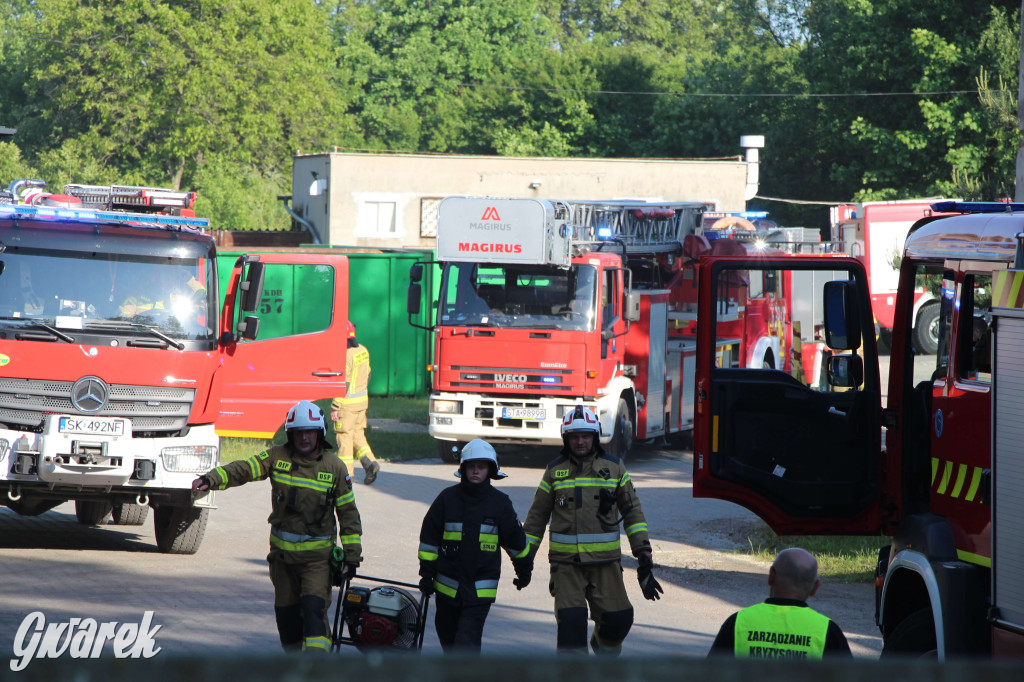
top-left (417, 439), bottom-right (533, 652)
top-left (522, 405), bottom-right (663, 655)
top-left (192, 400), bottom-right (362, 653)
top-left (331, 321), bottom-right (381, 484)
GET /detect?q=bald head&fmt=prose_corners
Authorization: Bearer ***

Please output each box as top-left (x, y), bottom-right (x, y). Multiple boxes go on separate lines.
top-left (768, 548), bottom-right (820, 601)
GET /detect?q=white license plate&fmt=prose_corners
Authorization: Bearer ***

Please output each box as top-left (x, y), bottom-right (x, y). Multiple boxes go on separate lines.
top-left (58, 416), bottom-right (127, 437)
top-left (502, 408), bottom-right (546, 421)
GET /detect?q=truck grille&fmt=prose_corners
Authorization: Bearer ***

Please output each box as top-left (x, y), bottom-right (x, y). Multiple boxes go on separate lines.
top-left (0, 378), bottom-right (194, 436)
top-left (449, 365), bottom-right (576, 392)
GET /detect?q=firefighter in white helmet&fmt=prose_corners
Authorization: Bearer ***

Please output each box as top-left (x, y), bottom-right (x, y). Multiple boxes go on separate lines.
top-left (192, 400), bottom-right (362, 653)
top-left (522, 405), bottom-right (662, 655)
top-left (417, 439), bottom-right (532, 652)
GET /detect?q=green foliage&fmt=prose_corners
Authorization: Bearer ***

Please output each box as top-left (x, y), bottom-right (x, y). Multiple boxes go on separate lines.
top-left (2, 0), bottom-right (353, 226)
top-left (2, 0), bottom-right (1022, 231)
top-left (0, 142), bottom-right (37, 182)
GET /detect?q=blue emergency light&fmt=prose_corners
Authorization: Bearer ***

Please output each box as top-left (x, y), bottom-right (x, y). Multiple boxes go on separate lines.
top-left (597, 226), bottom-right (614, 239)
top-left (0, 202), bottom-right (210, 229)
top-left (931, 201), bottom-right (1024, 214)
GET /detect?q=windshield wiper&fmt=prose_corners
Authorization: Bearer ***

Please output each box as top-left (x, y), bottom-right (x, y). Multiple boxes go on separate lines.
top-left (83, 320), bottom-right (185, 350)
top-left (0, 317), bottom-right (77, 343)
top-left (28, 322), bottom-right (76, 343)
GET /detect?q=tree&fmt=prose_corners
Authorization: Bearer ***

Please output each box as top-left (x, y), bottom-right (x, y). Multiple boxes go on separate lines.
top-left (4, 0), bottom-right (355, 193)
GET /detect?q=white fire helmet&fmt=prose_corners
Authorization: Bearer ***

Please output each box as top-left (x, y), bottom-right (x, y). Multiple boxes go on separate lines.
top-left (455, 438), bottom-right (507, 479)
top-left (285, 400), bottom-right (328, 439)
top-left (561, 405), bottom-right (601, 437)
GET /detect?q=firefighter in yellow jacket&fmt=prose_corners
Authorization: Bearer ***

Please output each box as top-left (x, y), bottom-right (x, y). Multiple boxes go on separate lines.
top-left (192, 400), bottom-right (362, 653)
top-left (522, 405), bottom-right (663, 655)
top-left (331, 321), bottom-right (381, 484)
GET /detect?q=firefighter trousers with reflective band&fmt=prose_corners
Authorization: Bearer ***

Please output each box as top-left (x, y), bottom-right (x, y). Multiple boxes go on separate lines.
top-left (433, 595), bottom-right (492, 652)
top-left (268, 550), bottom-right (333, 652)
top-left (550, 561), bottom-right (634, 655)
top-left (335, 404), bottom-right (377, 473)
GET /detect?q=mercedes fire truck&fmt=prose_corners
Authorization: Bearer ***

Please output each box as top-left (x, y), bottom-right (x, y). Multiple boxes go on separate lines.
top-left (0, 180), bottom-right (350, 554)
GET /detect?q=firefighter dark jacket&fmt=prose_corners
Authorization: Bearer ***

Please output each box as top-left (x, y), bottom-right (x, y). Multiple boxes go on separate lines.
top-left (523, 445), bottom-right (651, 565)
top-left (418, 478), bottom-right (531, 603)
top-left (205, 444), bottom-right (362, 565)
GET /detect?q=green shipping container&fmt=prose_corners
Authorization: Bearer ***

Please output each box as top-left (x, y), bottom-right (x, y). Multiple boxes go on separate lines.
top-left (217, 249), bottom-right (436, 397)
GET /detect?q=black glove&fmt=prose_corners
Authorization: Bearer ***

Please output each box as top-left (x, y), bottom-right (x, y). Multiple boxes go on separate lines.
top-left (342, 562), bottom-right (359, 581)
top-left (418, 576), bottom-right (435, 596)
top-left (513, 568), bottom-right (532, 590)
top-left (637, 554), bottom-right (663, 601)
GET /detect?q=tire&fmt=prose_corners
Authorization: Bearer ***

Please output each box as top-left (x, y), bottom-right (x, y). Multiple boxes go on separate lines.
top-left (913, 303), bottom-right (940, 356)
top-left (880, 607), bottom-right (937, 658)
top-left (762, 349), bottom-right (775, 369)
top-left (437, 440), bottom-right (463, 464)
top-left (153, 505), bottom-right (209, 555)
top-left (111, 502), bottom-right (149, 526)
top-left (75, 500), bottom-right (112, 525)
top-left (606, 398), bottom-right (633, 459)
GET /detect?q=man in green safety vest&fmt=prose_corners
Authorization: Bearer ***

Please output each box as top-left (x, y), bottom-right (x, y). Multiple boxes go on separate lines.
top-left (708, 548), bottom-right (851, 659)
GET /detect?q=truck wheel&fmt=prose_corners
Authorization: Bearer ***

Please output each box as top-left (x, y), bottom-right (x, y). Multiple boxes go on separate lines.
top-left (762, 349), bottom-right (775, 369)
top-left (153, 506), bottom-right (209, 555)
top-left (607, 399), bottom-right (633, 459)
top-left (880, 608), bottom-right (937, 658)
top-left (437, 440), bottom-right (463, 464)
top-left (111, 502), bottom-right (150, 526)
top-left (75, 500), bottom-right (112, 525)
top-left (913, 303), bottom-right (940, 355)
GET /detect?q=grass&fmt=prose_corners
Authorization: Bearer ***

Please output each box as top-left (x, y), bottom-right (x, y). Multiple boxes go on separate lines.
top-left (219, 395), bottom-right (433, 464)
top-left (742, 521), bottom-right (888, 584)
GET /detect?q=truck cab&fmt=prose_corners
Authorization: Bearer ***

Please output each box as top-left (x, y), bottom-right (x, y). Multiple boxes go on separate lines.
top-left (692, 203), bottom-right (1024, 658)
top-left (0, 181), bottom-right (350, 554)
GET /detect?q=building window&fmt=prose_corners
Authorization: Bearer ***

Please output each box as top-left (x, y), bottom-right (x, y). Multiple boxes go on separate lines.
top-left (420, 198), bottom-right (441, 237)
top-left (365, 201), bottom-right (397, 236)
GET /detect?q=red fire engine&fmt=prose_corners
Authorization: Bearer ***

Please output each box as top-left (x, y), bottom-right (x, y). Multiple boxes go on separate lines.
top-left (0, 180), bottom-right (351, 554)
top-left (407, 196), bottom-right (800, 461)
top-left (691, 201), bottom-right (1024, 658)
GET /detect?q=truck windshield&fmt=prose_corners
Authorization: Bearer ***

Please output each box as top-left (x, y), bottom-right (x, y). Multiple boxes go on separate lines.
top-left (0, 234), bottom-right (215, 342)
top-left (439, 263), bottom-right (597, 331)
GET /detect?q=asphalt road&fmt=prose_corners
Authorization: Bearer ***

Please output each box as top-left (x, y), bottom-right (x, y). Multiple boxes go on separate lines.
top-left (0, 443), bottom-right (883, 659)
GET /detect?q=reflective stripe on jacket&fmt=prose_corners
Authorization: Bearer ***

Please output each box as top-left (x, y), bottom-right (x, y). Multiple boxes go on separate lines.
top-left (522, 448), bottom-right (651, 565)
top-left (206, 443), bottom-right (362, 564)
top-left (418, 481), bottom-right (530, 604)
top-left (335, 345), bottom-right (371, 406)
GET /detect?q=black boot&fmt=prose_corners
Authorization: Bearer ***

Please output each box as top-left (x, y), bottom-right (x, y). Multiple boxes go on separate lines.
top-left (363, 459), bottom-right (380, 485)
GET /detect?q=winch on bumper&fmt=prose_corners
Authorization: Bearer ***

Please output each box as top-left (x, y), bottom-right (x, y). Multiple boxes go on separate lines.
top-left (34, 414), bottom-right (135, 487)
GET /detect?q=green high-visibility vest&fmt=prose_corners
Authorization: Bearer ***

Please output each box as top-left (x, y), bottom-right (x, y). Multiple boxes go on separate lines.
top-left (734, 603), bottom-right (829, 659)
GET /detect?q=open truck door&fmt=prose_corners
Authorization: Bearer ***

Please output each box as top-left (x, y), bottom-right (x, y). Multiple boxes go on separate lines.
top-left (214, 253), bottom-right (350, 438)
top-left (692, 255), bottom-right (886, 535)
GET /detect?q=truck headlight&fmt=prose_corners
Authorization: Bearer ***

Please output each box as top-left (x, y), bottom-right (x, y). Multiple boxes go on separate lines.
top-left (161, 446), bottom-right (218, 473)
top-left (430, 399), bottom-right (463, 415)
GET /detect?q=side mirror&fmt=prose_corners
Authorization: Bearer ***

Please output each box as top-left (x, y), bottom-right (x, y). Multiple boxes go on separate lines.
top-left (828, 353), bottom-right (863, 388)
top-left (407, 283), bottom-right (422, 315)
top-left (624, 291), bottom-right (641, 322)
top-left (240, 261), bottom-right (266, 313)
top-left (823, 280), bottom-right (862, 351)
top-left (409, 263), bottom-right (423, 284)
top-left (237, 315), bottom-right (261, 341)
